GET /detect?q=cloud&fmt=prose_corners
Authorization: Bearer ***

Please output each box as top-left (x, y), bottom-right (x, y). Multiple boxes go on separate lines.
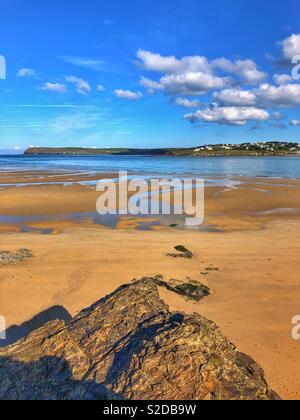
top-left (273, 73), bottom-right (294, 85)
top-left (184, 106), bottom-right (269, 126)
top-left (137, 50), bottom-right (266, 84)
top-left (269, 122), bottom-right (288, 129)
top-left (104, 18), bottom-right (115, 25)
top-left (158, 72), bottom-right (227, 96)
top-left (212, 58), bottom-right (267, 85)
top-left (140, 72), bottom-right (227, 96)
top-left (136, 49), bottom-right (210, 74)
top-left (140, 76), bottom-right (164, 90)
top-left (290, 119), bottom-right (300, 126)
top-left (60, 56), bottom-right (109, 72)
top-left (48, 113), bottom-right (100, 133)
top-left (137, 50), bottom-right (225, 96)
top-left (114, 89), bottom-right (143, 100)
top-left (213, 88), bottom-right (257, 106)
top-left (271, 111), bottom-right (285, 121)
top-left (173, 97), bottom-right (201, 108)
top-left (65, 76), bottom-right (91, 95)
top-left (17, 68), bottom-right (37, 78)
top-left (279, 34), bottom-right (300, 61)
top-left (137, 49), bottom-right (180, 73)
top-left (136, 44), bottom-right (300, 127)
top-left (97, 84), bottom-right (106, 92)
top-left (40, 82), bottom-right (67, 93)
top-left (213, 83), bottom-right (300, 108)
top-left (4, 104), bottom-right (101, 109)
top-left (255, 83), bottom-right (300, 107)
top-left (137, 50), bottom-right (265, 97)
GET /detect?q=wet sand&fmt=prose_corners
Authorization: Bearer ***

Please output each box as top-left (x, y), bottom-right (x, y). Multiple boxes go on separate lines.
top-left (0, 173), bottom-right (300, 399)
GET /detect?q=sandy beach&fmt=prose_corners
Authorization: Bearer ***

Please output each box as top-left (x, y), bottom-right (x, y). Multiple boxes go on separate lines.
top-left (1, 172), bottom-right (300, 399)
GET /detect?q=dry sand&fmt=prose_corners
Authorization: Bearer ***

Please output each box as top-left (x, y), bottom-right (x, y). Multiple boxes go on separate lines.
top-left (0, 173), bottom-right (300, 399)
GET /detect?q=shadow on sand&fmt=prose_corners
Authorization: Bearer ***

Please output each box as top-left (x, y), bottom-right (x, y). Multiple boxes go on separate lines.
top-left (0, 306), bottom-right (72, 348)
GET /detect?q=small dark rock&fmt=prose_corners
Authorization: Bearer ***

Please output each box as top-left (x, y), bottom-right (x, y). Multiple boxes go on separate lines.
top-left (152, 275), bottom-right (210, 302)
top-left (174, 245), bottom-right (190, 253)
top-left (167, 245), bottom-right (193, 259)
top-left (205, 266), bottom-right (220, 272)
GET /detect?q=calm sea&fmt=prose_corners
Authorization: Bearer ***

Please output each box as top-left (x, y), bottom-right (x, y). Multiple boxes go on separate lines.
top-left (0, 154), bottom-right (300, 179)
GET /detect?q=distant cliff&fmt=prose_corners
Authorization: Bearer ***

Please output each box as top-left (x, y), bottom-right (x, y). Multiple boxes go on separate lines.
top-left (24, 142), bottom-right (300, 157)
top-left (24, 147), bottom-right (173, 156)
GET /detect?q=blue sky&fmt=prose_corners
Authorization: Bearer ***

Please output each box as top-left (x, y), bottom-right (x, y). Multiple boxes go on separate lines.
top-left (0, 0), bottom-right (300, 153)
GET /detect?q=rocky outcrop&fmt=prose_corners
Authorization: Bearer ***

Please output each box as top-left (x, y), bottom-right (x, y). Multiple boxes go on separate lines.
top-left (0, 278), bottom-right (279, 400)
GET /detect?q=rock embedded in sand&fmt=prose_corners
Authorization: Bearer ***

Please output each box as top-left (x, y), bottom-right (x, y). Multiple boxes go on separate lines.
top-left (205, 265), bottom-right (220, 272)
top-left (0, 278), bottom-right (279, 400)
top-left (0, 249), bottom-right (33, 266)
top-left (167, 245), bottom-right (193, 259)
top-left (152, 275), bottom-right (210, 302)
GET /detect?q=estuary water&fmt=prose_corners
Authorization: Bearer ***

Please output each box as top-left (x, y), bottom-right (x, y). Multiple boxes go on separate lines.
top-left (0, 154), bottom-right (300, 179)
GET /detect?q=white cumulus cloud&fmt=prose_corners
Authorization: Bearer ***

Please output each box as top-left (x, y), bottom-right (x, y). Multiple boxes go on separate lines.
top-left (273, 73), bottom-right (294, 85)
top-left (213, 88), bottom-right (257, 107)
top-left (173, 97), bottom-right (201, 108)
top-left (40, 82), bottom-right (67, 93)
top-left (97, 84), bottom-right (106, 92)
top-left (213, 82), bottom-right (300, 108)
top-left (158, 72), bottom-right (227, 96)
top-left (140, 72), bottom-right (227, 96)
top-left (114, 89), bottom-right (143, 100)
top-left (65, 76), bottom-right (91, 95)
top-left (17, 68), bottom-right (37, 78)
top-left (137, 50), bottom-right (266, 98)
top-left (137, 49), bottom-right (211, 74)
top-left (184, 106), bottom-right (269, 126)
top-left (212, 58), bottom-right (266, 85)
top-left (279, 34), bottom-right (300, 61)
top-left (290, 119), bottom-right (300, 126)
top-left (255, 83), bottom-right (300, 107)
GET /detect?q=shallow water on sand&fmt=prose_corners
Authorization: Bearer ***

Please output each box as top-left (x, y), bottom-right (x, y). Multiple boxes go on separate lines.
top-left (0, 211), bottom-right (221, 233)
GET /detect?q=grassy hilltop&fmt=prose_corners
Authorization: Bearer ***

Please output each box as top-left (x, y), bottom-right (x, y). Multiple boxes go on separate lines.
top-left (24, 142), bottom-right (300, 157)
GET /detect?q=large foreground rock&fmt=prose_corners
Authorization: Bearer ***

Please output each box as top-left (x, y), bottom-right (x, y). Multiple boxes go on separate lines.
top-left (0, 278), bottom-right (279, 400)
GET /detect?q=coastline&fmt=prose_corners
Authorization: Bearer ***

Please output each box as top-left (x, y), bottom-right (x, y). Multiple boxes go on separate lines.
top-left (23, 142), bottom-right (300, 157)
